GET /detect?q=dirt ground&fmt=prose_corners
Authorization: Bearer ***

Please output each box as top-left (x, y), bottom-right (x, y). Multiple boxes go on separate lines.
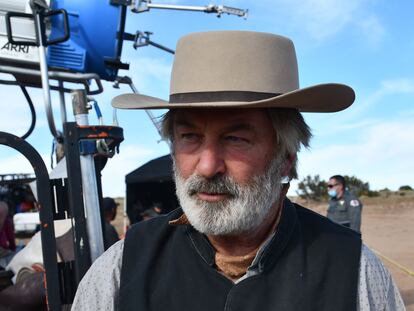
top-left (360, 200), bottom-right (413, 310)
top-left (113, 192), bottom-right (414, 309)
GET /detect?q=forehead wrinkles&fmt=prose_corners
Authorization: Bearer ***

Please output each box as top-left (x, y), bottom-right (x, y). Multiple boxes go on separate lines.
top-left (172, 108), bottom-right (273, 133)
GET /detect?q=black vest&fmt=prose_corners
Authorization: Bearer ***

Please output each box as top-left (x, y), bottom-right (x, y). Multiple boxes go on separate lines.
top-left (119, 199), bottom-right (361, 311)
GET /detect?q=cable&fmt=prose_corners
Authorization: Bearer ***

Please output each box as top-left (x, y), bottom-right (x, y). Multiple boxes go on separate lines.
top-left (112, 108), bottom-right (119, 127)
top-left (50, 139), bottom-right (56, 169)
top-left (372, 248), bottom-right (414, 277)
top-left (89, 98), bottom-right (103, 125)
top-left (19, 86), bottom-right (37, 140)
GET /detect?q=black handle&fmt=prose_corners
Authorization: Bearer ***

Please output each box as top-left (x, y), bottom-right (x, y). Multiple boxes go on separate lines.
top-left (5, 9), bottom-right (70, 47)
top-left (44, 9), bottom-right (70, 46)
top-left (5, 11), bottom-right (38, 46)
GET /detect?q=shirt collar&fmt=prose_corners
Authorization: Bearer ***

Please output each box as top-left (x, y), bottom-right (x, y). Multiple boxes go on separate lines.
top-left (169, 198), bottom-right (298, 277)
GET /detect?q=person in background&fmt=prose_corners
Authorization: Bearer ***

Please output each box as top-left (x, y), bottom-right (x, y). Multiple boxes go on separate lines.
top-left (127, 200), bottom-right (144, 225)
top-left (327, 175), bottom-right (363, 233)
top-left (0, 201), bottom-right (16, 269)
top-left (140, 203), bottom-right (162, 221)
top-left (15, 191), bottom-right (36, 214)
top-left (102, 197), bottom-right (120, 249)
top-left (0, 219), bottom-right (74, 311)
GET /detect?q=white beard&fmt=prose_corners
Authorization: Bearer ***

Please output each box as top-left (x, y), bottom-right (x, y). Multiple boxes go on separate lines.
top-left (174, 156), bottom-right (284, 236)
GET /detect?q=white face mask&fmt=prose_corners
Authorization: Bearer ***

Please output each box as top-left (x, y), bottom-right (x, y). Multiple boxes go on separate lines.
top-left (173, 156), bottom-right (284, 236)
top-left (328, 189), bottom-right (337, 198)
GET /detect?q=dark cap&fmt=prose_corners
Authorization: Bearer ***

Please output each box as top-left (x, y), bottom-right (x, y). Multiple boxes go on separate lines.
top-left (102, 197), bottom-right (118, 212)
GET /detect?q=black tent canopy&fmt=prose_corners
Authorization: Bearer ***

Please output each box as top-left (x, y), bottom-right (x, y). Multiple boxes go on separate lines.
top-left (125, 155), bottom-right (179, 224)
top-left (126, 155), bottom-right (173, 184)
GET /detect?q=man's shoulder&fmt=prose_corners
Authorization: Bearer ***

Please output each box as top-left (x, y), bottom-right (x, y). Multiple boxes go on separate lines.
top-left (344, 191), bottom-right (360, 200)
top-left (344, 191), bottom-right (362, 206)
top-left (125, 208), bottom-right (184, 240)
top-left (121, 208), bottom-right (188, 272)
top-left (292, 201), bottom-right (360, 238)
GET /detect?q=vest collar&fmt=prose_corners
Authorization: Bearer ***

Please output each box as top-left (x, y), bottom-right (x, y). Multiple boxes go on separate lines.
top-left (177, 198), bottom-right (298, 273)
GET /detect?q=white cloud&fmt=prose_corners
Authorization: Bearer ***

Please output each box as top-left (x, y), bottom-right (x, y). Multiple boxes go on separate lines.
top-left (126, 56), bottom-right (172, 99)
top-left (100, 144), bottom-right (158, 197)
top-left (0, 84), bottom-right (65, 136)
top-left (380, 78), bottom-right (414, 93)
top-left (356, 14), bottom-right (387, 47)
top-left (280, 0), bottom-right (357, 40)
top-left (398, 109), bottom-right (414, 118)
top-left (267, 0), bottom-right (385, 44)
top-left (291, 119), bottom-right (414, 194)
top-left (350, 78), bottom-right (414, 118)
top-left (307, 77), bottom-right (414, 136)
top-left (319, 119), bottom-right (379, 135)
top-left (0, 150), bottom-right (50, 175)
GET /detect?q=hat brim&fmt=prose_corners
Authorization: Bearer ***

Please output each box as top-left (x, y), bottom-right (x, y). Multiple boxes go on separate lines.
top-left (111, 83), bottom-right (355, 113)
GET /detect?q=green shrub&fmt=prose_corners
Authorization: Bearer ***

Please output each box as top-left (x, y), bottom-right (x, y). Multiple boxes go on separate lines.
top-left (296, 175), bottom-right (327, 201)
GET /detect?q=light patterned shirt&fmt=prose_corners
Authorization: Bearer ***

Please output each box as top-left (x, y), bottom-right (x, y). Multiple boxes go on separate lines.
top-left (71, 241), bottom-right (405, 311)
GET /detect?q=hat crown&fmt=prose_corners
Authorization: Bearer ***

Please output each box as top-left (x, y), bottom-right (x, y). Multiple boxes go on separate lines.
top-left (111, 30), bottom-right (354, 112)
top-left (171, 31), bottom-right (299, 97)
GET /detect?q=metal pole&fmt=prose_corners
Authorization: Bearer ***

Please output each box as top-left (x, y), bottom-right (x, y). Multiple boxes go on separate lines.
top-left (71, 90), bottom-right (104, 262)
top-left (134, 2), bottom-right (248, 18)
top-left (33, 12), bottom-right (60, 139)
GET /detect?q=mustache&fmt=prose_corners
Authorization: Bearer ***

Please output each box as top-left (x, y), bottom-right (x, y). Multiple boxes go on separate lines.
top-left (185, 174), bottom-right (240, 197)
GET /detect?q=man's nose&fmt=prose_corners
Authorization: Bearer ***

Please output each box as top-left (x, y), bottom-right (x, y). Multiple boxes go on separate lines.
top-left (195, 142), bottom-right (225, 178)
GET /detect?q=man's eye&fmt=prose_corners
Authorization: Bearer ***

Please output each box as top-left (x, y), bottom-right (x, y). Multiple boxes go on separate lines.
top-left (225, 136), bottom-right (249, 143)
top-left (180, 133), bottom-right (199, 141)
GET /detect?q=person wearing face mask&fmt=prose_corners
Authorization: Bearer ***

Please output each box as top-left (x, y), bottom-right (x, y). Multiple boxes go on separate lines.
top-left (326, 175), bottom-right (363, 233)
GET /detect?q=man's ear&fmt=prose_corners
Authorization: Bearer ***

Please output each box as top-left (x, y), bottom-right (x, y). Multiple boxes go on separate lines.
top-left (282, 153), bottom-right (296, 177)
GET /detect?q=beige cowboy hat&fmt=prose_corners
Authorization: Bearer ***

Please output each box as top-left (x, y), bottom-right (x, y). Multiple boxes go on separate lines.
top-left (112, 31), bottom-right (355, 112)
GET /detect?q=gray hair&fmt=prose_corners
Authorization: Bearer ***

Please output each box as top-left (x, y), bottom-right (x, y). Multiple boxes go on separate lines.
top-left (266, 108), bottom-right (311, 179)
top-left (160, 108), bottom-right (312, 180)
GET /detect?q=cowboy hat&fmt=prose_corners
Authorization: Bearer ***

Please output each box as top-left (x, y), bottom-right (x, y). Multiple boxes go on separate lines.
top-left (112, 31), bottom-right (355, 112)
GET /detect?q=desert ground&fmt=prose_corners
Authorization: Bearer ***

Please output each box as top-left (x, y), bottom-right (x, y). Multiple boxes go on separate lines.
top-left (113, 191), bottom-right (414, 310)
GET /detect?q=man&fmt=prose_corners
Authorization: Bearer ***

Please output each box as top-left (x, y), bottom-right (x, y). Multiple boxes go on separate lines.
top-left (327, 175), bottom-right (363, 232)
top-left (102, 197), bottom-right (120, 249)
top-left (72, 31), bottom-right (404, 310)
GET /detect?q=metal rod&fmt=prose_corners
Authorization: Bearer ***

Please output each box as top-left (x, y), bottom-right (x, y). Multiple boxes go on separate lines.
top-left (137, 2), bottom-right (248, 18)
top-left (58, 80), bottom-right (67, 124)
top-left (71, 90), bottom-right (104, 263)
top-left (127, 80), bottom-right (162, 137)
top-left (0, 65), bottom-right (104, 95)
top-left (147, 4), bottom-right (208, 11)
top-left (148, 40), bottom-right (174, 54)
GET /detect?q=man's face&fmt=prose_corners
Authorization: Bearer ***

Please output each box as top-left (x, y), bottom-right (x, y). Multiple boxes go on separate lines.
top-left (172, 108), bottom-right (286, 235)
top-left (172, 108), bottom-right (277, 185)
top-left (327, 178), bottom-right (344, 198)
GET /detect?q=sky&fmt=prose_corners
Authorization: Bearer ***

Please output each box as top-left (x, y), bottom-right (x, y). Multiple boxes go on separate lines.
top-left (0, 0), bottom-right (413, 198)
